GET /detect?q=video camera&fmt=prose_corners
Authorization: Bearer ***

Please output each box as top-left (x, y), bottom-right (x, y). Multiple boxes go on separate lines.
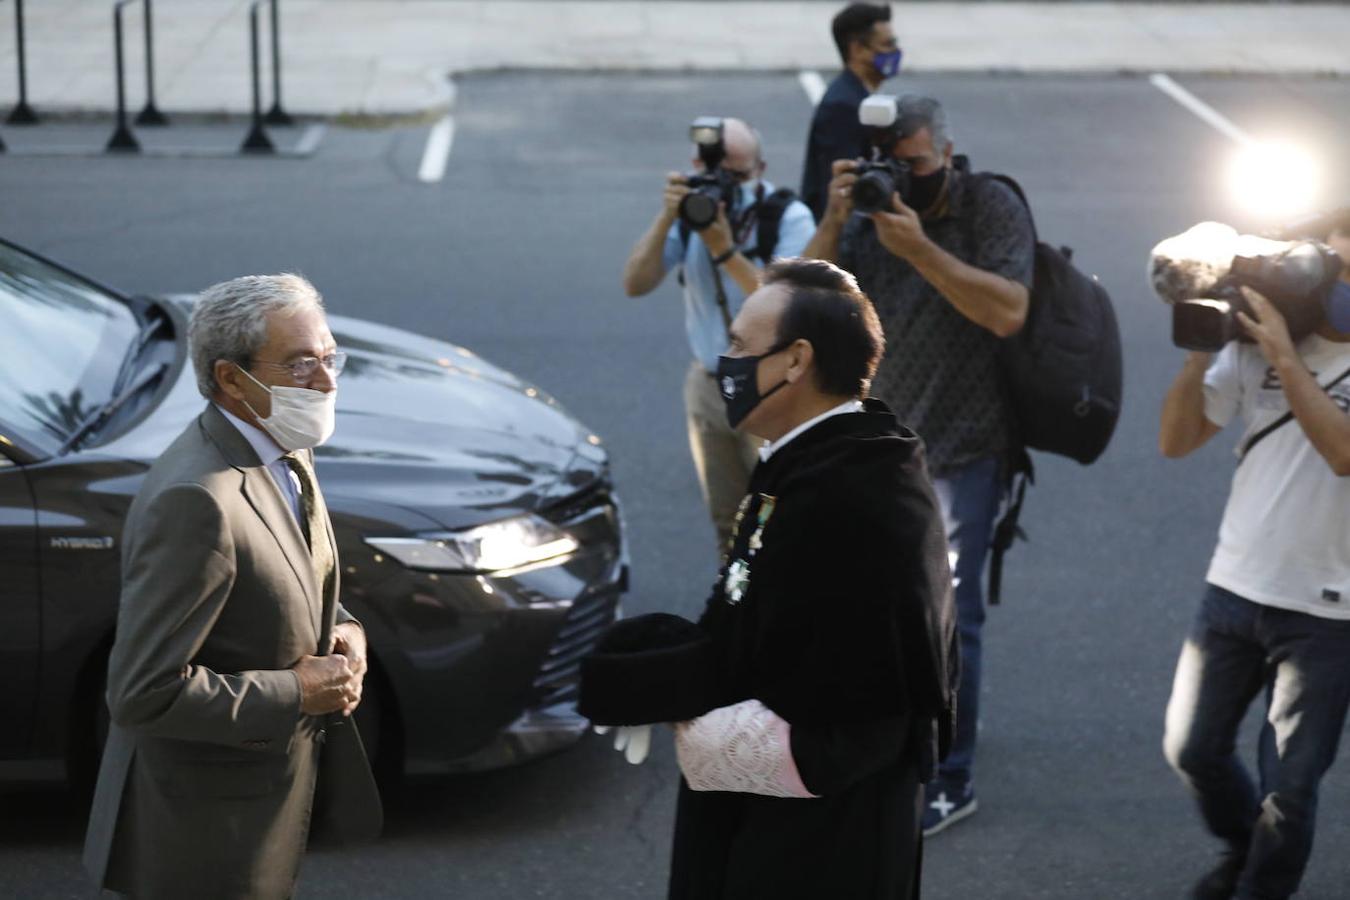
top-left (850, 95), bottom-right (914, 215)
top-left (1150, 222), bottom-right (1344, 352)
top-left (679, 117), bottom-right (741, 232)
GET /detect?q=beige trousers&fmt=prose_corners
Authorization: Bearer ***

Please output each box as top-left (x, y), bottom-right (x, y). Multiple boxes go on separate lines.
top-left (683, 360), bottom-right (762, 551)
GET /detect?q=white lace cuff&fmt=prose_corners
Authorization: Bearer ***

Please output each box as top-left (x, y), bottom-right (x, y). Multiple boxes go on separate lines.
top-left (675, 699), bottom-right (819, 798)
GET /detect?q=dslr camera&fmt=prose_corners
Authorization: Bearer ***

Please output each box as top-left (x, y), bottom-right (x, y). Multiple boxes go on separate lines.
top-left (850, 95), bottom-right (913, 215)
top-left (679, 117), bottom-right (741, 232)
top-left (1152, 223), bottom-right (1344, 352)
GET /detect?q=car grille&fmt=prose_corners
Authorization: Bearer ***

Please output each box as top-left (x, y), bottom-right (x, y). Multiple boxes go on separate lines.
top-left (532, 479), bottom-right (623, 709)
top-left (531, 588), bottom-right (620, 708)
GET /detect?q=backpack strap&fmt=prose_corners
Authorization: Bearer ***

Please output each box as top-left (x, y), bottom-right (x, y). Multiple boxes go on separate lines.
top-left (1237, 361), bottom-right (1350, 465)
top-left (961, 170), bottom-right (1039, 244)
top-left (749, 187), bottom-right (798, 264)
top-left (987, 448), bottom-right (1033, 607)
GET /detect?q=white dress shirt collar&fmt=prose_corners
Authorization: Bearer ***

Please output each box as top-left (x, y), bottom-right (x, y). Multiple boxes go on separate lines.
top-left (759, 399), bottom-right (864, 462)
top-left (216, 404), bottom-right (285, 466)
top-left (215, 404), bottom-right (304, 524)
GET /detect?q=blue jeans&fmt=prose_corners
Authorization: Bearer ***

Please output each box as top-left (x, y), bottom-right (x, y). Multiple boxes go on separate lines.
top-left (1163, 584), bottom-right (1350, 900)
top-left (931, 456), bottom-right (1003, 787)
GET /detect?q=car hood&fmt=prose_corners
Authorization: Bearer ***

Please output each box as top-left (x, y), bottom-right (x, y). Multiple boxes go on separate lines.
top-left (97, 301), bottom-right (607, 530)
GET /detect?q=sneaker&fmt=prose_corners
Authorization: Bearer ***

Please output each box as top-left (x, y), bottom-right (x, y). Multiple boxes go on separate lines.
top-left (1191, 851), bottom-right (1245, 900)
top-left (921, 780), bottom-right (977, 837)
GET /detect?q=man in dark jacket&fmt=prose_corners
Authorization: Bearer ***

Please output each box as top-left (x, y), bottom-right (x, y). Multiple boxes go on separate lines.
top-left (666, 258), bottom-right (957, 900)
top-left (800, 3), bottom-right (902, 221)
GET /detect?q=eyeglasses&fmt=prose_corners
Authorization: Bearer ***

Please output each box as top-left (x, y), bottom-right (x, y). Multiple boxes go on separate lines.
top-left (251, 351), bottom-right (348, 384)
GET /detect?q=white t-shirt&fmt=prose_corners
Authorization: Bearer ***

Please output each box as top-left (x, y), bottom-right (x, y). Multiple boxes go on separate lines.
top-left (1203, 335), bottom-right (1350, 619)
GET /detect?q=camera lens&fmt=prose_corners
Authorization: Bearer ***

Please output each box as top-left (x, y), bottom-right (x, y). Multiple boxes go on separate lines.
top-left (852, 169), bottom-right (895, 216)
top-left (679, 191), bottom-right (720, 231)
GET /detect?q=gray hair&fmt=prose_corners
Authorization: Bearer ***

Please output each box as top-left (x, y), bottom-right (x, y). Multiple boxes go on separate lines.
top-left (896, 95), bottom-right (954, 153)
top-left (188, 273), bottom-right (324, 398)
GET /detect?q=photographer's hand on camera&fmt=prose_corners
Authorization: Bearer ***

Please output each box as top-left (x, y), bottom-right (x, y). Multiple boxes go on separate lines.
top-left (870, 192), bottom-right (929, 261)
top-left (663, 172), bottom-right (692, 222)
top-left (802, 159), bottom-right (858, 263)
top-left (1236, 286), bottom-right (1297, 371)
top-left (1240, 287), bottom-right (1350, 474)
top-left (1160, 284), bottom-right (1350, 474)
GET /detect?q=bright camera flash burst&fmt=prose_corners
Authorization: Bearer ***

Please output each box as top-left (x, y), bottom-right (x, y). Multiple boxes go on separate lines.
top-left (1227, 141), bottom-right (1320, 220)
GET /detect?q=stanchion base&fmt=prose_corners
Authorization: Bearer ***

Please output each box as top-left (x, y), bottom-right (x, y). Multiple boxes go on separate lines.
top-left (6, 102), bottom-right (39, 126)
top-left (240, 123), bottom-right (276, 154)
top-left (106, 125), bottom-right (142, 153)
top-left (263, 105), bottom-right (295, 127)
top-left (135, 105), bottom-right (170, 127)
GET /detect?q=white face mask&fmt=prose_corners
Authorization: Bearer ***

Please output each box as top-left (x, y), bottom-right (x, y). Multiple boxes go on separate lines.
top-left (236, 365), bottom-right (337, 451)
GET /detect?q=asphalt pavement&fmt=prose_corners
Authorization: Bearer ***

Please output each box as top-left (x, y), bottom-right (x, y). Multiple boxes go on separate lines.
top-left (3, 69), bottom-right (1350, 898)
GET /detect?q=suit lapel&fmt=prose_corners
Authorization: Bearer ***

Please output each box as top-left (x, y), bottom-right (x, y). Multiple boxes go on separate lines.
top-left (200, 406), bottom-right (322, 646)
top-left (241, 467), bottom-right (323, 636)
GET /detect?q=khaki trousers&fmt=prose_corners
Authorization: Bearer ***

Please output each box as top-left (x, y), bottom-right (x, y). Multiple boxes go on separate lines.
top-left (683, 360), bottom-right (762, 550)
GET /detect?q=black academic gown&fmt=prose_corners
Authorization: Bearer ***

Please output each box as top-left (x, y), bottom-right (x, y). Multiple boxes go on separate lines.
top-left (668, 400), bottom-right (957, 900)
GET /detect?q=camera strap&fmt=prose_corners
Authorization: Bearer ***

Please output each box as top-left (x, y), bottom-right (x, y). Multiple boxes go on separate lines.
top-left (708, 249), bottom-right (734, 336)
top-left (1237, 361), bottom-right (1350, 465)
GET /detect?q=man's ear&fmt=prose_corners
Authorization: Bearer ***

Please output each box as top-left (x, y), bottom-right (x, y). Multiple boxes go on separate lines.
top-left (942, 143), bottom-right (954, 167)
top-left (215, 359), bottom-right (248, 403)
top-left (785, 339), bottom-right (814, 384)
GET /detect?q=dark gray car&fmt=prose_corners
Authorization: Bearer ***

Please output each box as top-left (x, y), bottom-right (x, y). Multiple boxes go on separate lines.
top-left (0, 237), bottom-right (625, 785)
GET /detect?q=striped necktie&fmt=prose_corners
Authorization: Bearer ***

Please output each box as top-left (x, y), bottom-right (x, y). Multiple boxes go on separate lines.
top-left (284, 453), bottom-right (335, 600)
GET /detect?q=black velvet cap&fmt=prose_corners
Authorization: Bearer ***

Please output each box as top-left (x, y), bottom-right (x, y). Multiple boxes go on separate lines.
top-left (577, 613), bottom-right (719, 726)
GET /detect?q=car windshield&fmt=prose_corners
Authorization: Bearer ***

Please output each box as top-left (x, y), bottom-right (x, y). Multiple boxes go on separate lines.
top-left (0, 242), bottom-right (138, 452)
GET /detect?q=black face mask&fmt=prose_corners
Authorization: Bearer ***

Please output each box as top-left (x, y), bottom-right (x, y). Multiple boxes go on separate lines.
top-left (716, 345), bottom-right (789, 430)
top-left (906, 166), bottom-right (949, 215)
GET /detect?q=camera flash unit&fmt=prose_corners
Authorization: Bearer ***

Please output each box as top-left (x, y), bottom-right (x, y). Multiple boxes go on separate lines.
top-left (859, 95), bottom-right (898, 128)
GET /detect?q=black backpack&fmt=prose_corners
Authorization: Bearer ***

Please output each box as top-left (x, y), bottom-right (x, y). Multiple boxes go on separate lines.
top-left (964, 173), bottom-right (1124, 603)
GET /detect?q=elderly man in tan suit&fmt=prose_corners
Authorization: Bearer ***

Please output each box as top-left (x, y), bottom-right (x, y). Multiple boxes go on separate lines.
top-left (84, 274), bottom-right (380, 899)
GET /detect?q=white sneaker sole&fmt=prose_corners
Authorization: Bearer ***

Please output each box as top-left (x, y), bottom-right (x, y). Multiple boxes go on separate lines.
top-left (922, 797), bottom-right (979, 838)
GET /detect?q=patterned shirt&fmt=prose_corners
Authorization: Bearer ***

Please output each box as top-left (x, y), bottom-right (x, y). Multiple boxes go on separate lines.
top-left (839, 168), bottom-right (1034, 476)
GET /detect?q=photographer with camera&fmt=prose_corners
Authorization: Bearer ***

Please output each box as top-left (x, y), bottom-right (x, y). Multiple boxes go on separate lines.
top-left (804, 93), bottom-right (1033, 837)
top-left (1159, 209), bottom-right (1350, 900)
top-left (622, 117), bottom-right (815, 550)
top-left (800, 3), bottom-right (901, 222)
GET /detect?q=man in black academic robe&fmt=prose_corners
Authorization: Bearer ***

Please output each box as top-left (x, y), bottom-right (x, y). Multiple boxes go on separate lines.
top-left (666, 258), bottom-right (957, 900)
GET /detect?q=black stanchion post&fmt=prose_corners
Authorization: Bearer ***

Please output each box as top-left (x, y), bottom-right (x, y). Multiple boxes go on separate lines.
top-left (239, 1), bottom-right (275, 153)
top-left (106, 0), bottom-right (141, 152)
top-left (7, 0), bottom-right (40, 124)
top-left (134, 0), bottom-right (167, 125)
top-left (262, 0), bottom-right (292, 126)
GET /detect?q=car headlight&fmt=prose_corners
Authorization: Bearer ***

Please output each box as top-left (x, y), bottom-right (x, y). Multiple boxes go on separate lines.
top-left (365, 514), bottom-right (580, 574)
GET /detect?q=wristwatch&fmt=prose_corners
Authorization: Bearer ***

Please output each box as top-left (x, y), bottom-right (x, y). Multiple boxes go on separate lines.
top-left (712, 248), bottom-right (737, 266)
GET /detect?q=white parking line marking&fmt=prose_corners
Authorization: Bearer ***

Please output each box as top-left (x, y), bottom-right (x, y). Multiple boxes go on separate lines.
top-left (1149, 73), bottom-right (1254, 147)
top-left (293, 123), bottom-right (327, 157)
top-left (417, 115), bottom-right (455, 183)
top-left (798, 70), bottom-right (826, 106)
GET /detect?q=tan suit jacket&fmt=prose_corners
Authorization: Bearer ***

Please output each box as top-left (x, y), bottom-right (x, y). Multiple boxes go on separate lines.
top-left (83, 404), bottom-right (378, 899)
